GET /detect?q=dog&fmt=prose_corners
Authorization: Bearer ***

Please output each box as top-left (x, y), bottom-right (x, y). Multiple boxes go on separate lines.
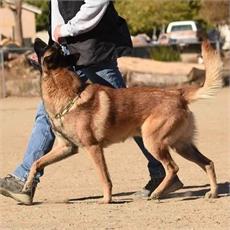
top-left (23, 38), bottom-right (223, 204)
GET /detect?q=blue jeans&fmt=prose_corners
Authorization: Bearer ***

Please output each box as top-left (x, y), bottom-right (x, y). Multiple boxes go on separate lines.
top-left (13, 59), bottom-right (165, 182)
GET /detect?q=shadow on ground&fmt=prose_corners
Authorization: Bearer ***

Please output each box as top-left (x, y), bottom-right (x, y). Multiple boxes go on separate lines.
top-left (62, 182), bottom-right (229, 204)
top-left (25, 182), bottom-right (229, 205)
top-left (159, 181), bottom-right (230, 201)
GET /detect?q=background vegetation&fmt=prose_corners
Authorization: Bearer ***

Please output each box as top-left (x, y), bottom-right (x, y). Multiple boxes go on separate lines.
top-left (25, 0), bottom-right (229, 35)
top-left (115, 0), bottom-right (201, 35)
top-left (25, 0), bottom-right (49, 31)
top-left (149, 46), bottom-right (181, 62)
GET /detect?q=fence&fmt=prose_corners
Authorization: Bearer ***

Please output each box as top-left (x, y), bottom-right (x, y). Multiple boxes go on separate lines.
top-left (0, 47), bottom-right (33, 98)
top-left (0, 49), bottom-right (5, 98)
top-left (0, 42), bottom-right (220, 98)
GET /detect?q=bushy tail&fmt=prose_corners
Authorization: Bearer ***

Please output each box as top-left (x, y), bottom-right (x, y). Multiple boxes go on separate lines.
top-left (183, 41), bottom-right (223, 103)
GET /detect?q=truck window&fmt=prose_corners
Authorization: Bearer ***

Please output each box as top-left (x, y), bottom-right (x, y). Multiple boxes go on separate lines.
top-left (171, 25), bottom-right (193, 32)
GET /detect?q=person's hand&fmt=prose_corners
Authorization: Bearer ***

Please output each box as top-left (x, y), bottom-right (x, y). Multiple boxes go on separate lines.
top-left (54, 25), bottom-right (62, 43)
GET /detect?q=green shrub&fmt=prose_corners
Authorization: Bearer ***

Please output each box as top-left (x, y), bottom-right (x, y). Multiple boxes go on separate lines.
top-left (149, 46), bottom-right (181, 62)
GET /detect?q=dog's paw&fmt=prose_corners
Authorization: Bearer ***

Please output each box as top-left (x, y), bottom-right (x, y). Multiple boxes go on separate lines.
top-left (204, 191), bottom-right (218, 199)
top-left (98, 197), bottom-right (112, 204)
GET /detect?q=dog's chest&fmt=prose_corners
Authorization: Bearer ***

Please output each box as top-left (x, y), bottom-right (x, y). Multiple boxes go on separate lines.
top-left (52, 117), bottom-right (83, 147)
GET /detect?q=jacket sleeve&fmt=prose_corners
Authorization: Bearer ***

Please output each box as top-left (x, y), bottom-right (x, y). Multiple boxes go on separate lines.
top-left (51, 0), bottom-right (65, 41)
top-left (60, 0), bottom-right (110, 37)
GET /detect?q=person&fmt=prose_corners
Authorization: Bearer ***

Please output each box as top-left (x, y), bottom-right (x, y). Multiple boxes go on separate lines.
top-left (0, 0), bottom-right (183, 205)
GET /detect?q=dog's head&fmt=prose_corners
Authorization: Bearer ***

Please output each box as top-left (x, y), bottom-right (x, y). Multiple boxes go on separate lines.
top-left (34, 38), bottom-right (66, 73)
top-left (34, 38), bottom-right (84, 95)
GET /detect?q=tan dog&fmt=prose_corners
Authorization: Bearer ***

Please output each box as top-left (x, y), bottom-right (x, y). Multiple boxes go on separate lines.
top-left (23, 39), bottom-right (223, 204)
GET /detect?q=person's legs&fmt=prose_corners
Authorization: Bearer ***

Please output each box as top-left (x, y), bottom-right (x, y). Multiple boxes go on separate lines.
top-left (13, 102), bottom-right (55, 182)
top-left (76, 59), bottom-right (126, 88)
top-left (0, 102), bottom-right (55, 204)
top-left (12, 103), bottom-right (55, 182)
top-left (134, 137), bottom-right (165, 178)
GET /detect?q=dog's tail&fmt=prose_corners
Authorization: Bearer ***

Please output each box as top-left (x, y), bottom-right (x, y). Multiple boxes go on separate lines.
top-left (182, 41), bottom-right (223, 103)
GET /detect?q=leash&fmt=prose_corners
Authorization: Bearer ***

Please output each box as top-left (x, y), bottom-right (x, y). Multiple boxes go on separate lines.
top-left (55, 94), bottom-right (80, 119)
top-left (54, 82), bottom-right (87, 120)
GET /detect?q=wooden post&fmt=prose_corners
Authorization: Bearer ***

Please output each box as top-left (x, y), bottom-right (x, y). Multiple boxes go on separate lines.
top-left (0, 50), bottom-right (6, 98)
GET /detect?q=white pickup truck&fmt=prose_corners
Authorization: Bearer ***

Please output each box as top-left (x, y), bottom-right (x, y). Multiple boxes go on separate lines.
top-left (158, 20), bottom-right (203, 45)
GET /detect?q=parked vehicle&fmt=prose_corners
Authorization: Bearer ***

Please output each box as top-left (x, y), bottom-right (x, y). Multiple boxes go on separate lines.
top-left (158, 20), bottom-right (203, 45)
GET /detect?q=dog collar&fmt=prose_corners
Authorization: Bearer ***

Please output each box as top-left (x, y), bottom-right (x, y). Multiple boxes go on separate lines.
top-left (55, 95), bottom-right (80, 119)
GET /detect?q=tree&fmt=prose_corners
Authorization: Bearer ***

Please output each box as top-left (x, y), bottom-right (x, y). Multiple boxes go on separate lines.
top-left (199, 0), bottom-right (230, 25)
top-left (25, 0), bottom-right (49, 31)
top-left (13, 0), bottom-right (23, 46)
top-left (115, 0), bottom-right (201, 35)
top-left (4, 0), bottom-right (24, 45)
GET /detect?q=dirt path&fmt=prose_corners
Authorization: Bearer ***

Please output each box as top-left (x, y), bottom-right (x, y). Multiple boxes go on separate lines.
top-left (0, 88), bottom-right (229, 230)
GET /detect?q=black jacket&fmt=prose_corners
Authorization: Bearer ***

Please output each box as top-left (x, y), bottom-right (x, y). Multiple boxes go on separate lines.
top-left (49, 0), bottom-right (132, 67)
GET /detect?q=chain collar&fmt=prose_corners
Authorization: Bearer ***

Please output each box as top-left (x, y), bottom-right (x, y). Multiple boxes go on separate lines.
top-left (54, 83), bottom-right (87, 120)
top-left (55, 94), bottom-right (80, 119)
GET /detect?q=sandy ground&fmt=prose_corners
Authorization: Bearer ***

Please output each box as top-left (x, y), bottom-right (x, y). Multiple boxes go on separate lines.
top-left (0, 88), bottom-right (229, 230)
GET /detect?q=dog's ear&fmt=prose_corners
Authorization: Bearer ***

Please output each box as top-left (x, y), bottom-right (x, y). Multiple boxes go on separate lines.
top-left (34, 38), bottom-right (48, 63)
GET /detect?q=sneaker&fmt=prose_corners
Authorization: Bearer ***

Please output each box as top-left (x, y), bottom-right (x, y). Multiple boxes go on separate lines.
top-left (134, 175), bottom-right (183, 199)
top-left (0, 175), bottom-right (36, 205)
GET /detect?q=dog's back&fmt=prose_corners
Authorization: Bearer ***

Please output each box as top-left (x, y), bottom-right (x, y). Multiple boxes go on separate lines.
top-left (83, 86), bottom-right (190, 148)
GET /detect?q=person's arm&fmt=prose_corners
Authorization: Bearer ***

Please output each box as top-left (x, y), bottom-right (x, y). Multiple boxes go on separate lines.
top-left (59, 0), bottom-right (110, 38)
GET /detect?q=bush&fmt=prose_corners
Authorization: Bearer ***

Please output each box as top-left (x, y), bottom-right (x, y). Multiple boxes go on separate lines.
top-left (149, 46), bottom-right (181, 62)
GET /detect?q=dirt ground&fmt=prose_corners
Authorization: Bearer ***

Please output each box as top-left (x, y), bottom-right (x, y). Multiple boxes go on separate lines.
top-left (0, 88), bottom-right (229, 230)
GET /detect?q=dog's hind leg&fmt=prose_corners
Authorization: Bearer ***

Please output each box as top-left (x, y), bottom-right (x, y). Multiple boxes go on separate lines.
top-left (84, 144), bottom-right (112, 204)
top-left (141, 116), bottom-right (180, 199)
top-left (142, 137), bottom-right (179, 199)
top-left (172, 142), bottom-right (218, 198)
top-left (22, 136), bottom-right (78, 195)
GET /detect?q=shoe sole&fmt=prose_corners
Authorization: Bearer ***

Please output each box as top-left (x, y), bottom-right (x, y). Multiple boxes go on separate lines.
top-left (133, 180), bottom-right (184, 199)
top-left (0, 188), bottom-right (32, 205)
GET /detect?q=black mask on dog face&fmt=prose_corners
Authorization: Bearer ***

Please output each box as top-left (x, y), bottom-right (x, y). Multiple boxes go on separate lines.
top-left (34, 38), bottom-right (77, 74)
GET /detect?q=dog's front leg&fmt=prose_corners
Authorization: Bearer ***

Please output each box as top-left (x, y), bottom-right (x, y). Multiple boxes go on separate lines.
top-left (85, 145), bottom-right (112, 204)
top-left (22, 136), bottom-right (78, 196)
